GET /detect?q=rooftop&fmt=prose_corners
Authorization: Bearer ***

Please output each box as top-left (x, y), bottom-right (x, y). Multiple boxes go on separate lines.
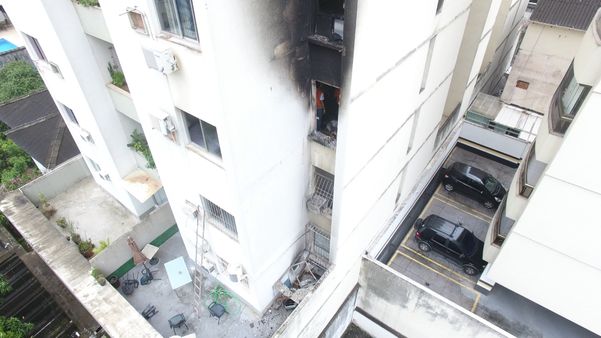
top-left (0, 90), bottom-right (79, 169)
top-left (530, 0), bottom-right (601, 30)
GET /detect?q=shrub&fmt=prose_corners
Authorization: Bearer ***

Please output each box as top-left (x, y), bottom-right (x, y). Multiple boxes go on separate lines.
top-left (107, 63), bottom-right (127, 88)
top-left (77, 0), bottom-right (100, 7)
top-left (92, 239), bottom-right (110, 255)
top-left (78, 239), bottom-right (95, 258)
top-left (0, 316), bottom-right (34, 337)
top-left (0, 61), bottom-right (45, 104)
top-left (0, 275), bottom-right (11, 297)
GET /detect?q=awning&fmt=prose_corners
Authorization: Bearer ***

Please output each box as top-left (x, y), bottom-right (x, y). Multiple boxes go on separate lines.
top-left (122, 169), bottom-right (162, 203)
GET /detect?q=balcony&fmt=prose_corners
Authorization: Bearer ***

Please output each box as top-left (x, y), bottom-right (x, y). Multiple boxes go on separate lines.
top-left (107, 83), bottom-right (139, 122)
top-left (73, 3), bottom-right (111, 43)
top-left (517, 142), bottom-right (546, 198)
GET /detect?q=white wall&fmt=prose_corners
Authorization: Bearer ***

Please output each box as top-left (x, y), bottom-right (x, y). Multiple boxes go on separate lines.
top-left (2, 0), bottom-right (154, 217)
top-left (489, 80), bottom-right (601, 336)
top-left (98, 0), bottom-right (310, 311)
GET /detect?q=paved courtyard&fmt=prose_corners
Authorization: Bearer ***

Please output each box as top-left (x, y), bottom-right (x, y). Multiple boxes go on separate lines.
top-left (118, 232), bottom-right (291, 338)
top-left (48, 177), bottom-right (140, 246)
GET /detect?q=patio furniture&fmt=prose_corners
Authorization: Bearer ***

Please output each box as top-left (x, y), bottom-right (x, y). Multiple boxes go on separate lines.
top-left (164, 256), bottom-right (192, 296)
top-left (141, 304), bottom-right (158, 320)
top-left (121, 277), bottom-right (139, 296)
top-left (208, 302), bottom-right (227, 324)
top-left (168, 313), bottom-right (188, 334)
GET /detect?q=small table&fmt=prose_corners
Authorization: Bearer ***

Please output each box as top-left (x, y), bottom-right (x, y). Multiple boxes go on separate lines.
top-left (164, 256), bottom-right (192, 291)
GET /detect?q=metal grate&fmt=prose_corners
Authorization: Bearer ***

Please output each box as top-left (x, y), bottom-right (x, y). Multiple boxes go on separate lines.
top-left (306, 223), bottom-right (331, 267)
top-left (314, 168), bottom-right (334, 208)
top-left (200, 196), bottom-right (238, 239)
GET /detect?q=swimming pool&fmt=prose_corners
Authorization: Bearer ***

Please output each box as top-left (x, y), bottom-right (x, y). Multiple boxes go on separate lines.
top-left (0, 38), bottom-right (18, 53)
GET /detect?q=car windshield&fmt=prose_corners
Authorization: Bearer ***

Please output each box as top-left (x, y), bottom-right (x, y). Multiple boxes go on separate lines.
top-left (461, 232), bottom-right (477, 255)
top-left (483, 176), bottom-right (499, 193)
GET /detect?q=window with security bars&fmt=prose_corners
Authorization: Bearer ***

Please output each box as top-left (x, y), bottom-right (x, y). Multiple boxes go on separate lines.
top-left (312, 168), bottom-right (334, 212)
top-left (201, 196), bottom-right (237, 239)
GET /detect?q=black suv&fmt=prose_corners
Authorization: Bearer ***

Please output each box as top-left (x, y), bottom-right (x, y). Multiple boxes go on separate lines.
top-left (414, 215), bottom-right (487, 275)
top-left (442, 162), bottom-right (506, 209)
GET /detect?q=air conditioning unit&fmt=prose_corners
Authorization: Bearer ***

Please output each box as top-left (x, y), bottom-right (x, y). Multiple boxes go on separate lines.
top-left (159, 116), bottom-right (176, 136)
top-left (79, 129), bottom-right (94, 143)
top-left (227, 264), bottom-right (247, 283)
top-left (142, 48), bottom-right (178, 74)
top-left (183, 200), bottom-right (199, 218)
top-left (98, 171), bottom-right (111, 181)
top-left (306, 193), bottom-right (327, 214)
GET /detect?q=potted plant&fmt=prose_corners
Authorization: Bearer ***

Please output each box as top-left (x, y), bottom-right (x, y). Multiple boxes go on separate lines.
top-left (91, 267), bottom-right (106, 286)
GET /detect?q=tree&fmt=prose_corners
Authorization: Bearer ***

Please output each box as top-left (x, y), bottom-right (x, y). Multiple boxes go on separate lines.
top-left (0, 316), bottom-right (34, 338)
top-left (0, 61), bottom-right (45, 104)
top-left (0, 138), bottom-right (37, 191)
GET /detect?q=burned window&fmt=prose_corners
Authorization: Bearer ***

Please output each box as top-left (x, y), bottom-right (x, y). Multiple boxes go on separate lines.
top-left (315, 0), bottom-right (345, 41)
top-left (315, 81), bottom-right (340, 139)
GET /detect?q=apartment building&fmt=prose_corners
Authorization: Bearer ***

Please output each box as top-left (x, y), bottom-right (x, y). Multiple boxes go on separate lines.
top-left (0, 0), bottom-right (527, 333)
top-left (483, 8), bottom-right (601, 335)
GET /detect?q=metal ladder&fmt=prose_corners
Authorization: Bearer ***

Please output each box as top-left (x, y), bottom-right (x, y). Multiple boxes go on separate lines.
top-left (192, 207), bottom-right (206, 317)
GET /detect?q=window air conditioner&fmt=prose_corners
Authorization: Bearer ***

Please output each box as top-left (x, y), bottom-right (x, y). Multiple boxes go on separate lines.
top-left (306, 193), bottom-right (327, 214)
top-left (79, 129), bottom-right (94, 143)
top-left (142, 48), bottom-right (178, 74)
top-left (227, 264), bottom-right (247, 283)
top-left (183, 200), bottom-right (199, 218)
top-left (159, 116), bottom-right (176, 136)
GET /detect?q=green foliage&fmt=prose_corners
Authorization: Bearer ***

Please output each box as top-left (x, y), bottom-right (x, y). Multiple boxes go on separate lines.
top-left (92, 239), bottom-right (110, 255)
top-left (209, 285), bottom-right (232, 304)
top-left (90, 267), bottom-right (106, 286)
top-left (0, 275), bottom-right (11, 297)
top-left (0, 316), bottom-right (33, 338)
top-left (55, 217), bottom-right (72, 229)
top-left (107, 63), bottom-right (126, 88)
top-left (0, 138), bottom-right (39, 191)
top-left (127, 130), bottom-right (156, 169)
top-left (78, 239), bottom-right (95, 258)
top-left (0, 61), bottom-right (45, 104)
top-left (77, 0), bottom-right (100, 7)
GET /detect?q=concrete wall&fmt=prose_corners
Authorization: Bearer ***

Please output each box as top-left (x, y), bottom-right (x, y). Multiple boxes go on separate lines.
top-left (357, 257), bottom-right (510, 338)
top-left (320, 287), bottom-right (358, 338)
top-left (459, 121), bottom-right (529, 159)
top-left (90, 202), bottom-right (175, 276)
top-left (0, 46), bottom-right (32, 67)
top-left (20, 155), bottom-right (90, 205)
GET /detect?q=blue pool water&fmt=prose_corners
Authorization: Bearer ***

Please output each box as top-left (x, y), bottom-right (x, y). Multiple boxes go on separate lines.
top-left (0, 38), bottom-right (17, 53)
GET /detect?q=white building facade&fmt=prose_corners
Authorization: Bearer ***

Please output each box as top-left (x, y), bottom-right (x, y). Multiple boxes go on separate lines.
top-left (0, 0), bottom-right (526, 324)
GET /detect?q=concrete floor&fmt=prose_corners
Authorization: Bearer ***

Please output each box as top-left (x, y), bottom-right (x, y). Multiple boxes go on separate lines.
top-left (119, 232), bottom-right (291, 338)
top-left (387, 146), bottom-right (598, 338)
top-left (48, 177), bottom-right (140, 246)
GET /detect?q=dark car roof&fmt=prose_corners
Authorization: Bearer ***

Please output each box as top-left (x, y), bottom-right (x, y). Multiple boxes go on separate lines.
top-left (424, 215), bottom-right (463, 238)
top-left (450, 162), bottom-right (488, 180)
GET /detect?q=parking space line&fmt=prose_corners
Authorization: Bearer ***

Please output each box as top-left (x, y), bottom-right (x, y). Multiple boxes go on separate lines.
top-left (432, 196), bottom-right (492, 223)
top-left (471, 293), bottom-right (480, 313)
top-left (387, 251), bottom-right (399, 267)
top-left (433, 192), bottom-right (493, 221)
top-left (400, 243), bottom-right (474, 284)
top-left (396, 250), bottom-right (481, 313)
top-left (396, 250), bottom-right (475, 291)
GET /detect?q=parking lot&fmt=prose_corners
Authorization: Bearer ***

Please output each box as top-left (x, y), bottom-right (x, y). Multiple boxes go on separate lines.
top-left (387, 145), bottom-right (516, 312)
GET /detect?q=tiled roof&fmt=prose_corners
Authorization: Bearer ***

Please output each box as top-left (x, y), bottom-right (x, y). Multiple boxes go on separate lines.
top-left (530, 0), bottom-right (601, 30)
top-left (0, 90), bottom-right (79, 169)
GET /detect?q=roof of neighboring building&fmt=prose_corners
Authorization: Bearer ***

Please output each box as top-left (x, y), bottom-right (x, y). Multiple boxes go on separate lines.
top-left (530, 0), bottom-right (601, 30)
top-left (0, 90), bottom-right (79, 169)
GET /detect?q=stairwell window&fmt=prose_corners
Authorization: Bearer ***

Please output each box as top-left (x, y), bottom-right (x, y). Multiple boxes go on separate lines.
top-left (155, 0), bottom-right (198, 41)
top-left (182, 110), bottom-right (222, 158)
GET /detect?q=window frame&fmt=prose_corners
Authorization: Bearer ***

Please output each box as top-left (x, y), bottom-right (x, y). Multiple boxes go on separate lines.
top-left (154, 0), bottom-right (199, 42)
top-left (181, 109), bottom-right (222, 159)
top-left (60, 103), bottom-right (79, 126)
top-left (200, 196), bottom-right (238, 239)
top-left (23, 33), bottom-right (47, 61)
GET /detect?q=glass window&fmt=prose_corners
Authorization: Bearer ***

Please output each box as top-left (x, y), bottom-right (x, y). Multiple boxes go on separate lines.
top-left (560, 76), bottom-right (585, 117)
top-left (483, 176), bottom-right (498, 193)
top-left (24, 33), bottom-right (46, 61)
top-left (155, 0), bottom-right (198, 41)
top-left (61, 103), bottom-right (79, 125)
top-left (182, 110), bottom-right (222, 158)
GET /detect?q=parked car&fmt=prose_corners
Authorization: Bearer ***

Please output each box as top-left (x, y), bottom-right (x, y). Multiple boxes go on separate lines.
top-left (442, 162), bottom-right (506, 209)
top-left (414, 215), bottom-right (487, 275)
